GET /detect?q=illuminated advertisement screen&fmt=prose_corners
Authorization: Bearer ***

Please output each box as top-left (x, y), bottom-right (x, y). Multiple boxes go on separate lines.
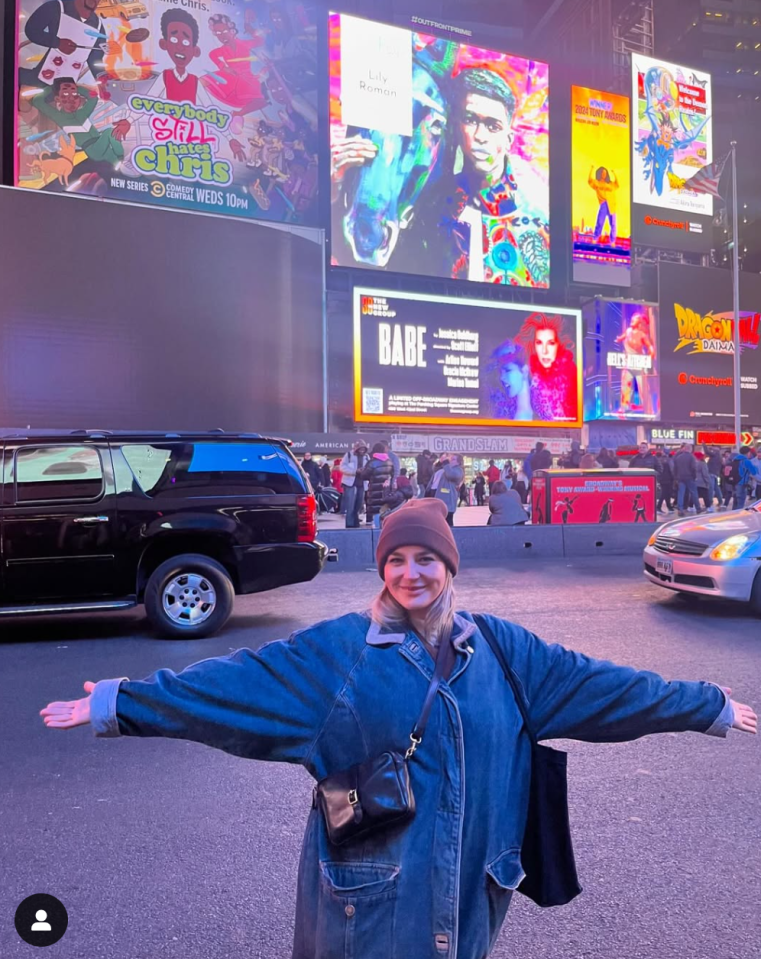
top-left (546, 473), bottom-right (657, 525)
top-left (583, 300), bottom-right (660, 421)
top-left (330, 12), bottom-right (550, 287)
top-left (354, 289), bottom-right (582, 428)
top-left (571, 86), bottom-right (631, 274)
top-left (632, 54), bottom-right (712, 217)
top-left (15, 0), bottom-right (318, 224)
top-left (658, 263), bottom-right (761, 422)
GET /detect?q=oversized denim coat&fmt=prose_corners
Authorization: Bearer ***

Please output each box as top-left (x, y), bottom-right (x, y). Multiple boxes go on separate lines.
top-left (90, 612), bottom-right (730, 959)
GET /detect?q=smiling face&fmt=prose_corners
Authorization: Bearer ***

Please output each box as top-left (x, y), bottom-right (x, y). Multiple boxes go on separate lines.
top-left (384, 546), bottom-right (447, 615)
top-left (160, 19), bottom-right (200, 71)
top-left (460, 92), bottom-right (512, 184)
top-left (535, 329), bottom-right (559, 370)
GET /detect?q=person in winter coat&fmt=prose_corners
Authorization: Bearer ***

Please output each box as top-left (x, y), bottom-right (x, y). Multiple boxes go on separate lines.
top-left (567, 439), bottom-right (583, 468)
top-left (474, 472), bottom-right (486, 506)
top-left (674, 443), bottom-right (701, 516)
top-left (694, 452), bottom-right (714, 513)
top-left (655, 450), bottom-right (675, 514)
top-left (301, 452), bottom-right (323, 490)
top-left (628, 442), bottom-right (661, 473)
top-left (596, 447), bottom-right (618, 469)
top-left (724, 446), bottom-right (755, 511)
top-left (705, 446), bottom-right (723, 507)
top-left (340, 440), bottom-right (368, 528)
top-left (487, 481), bottom-right (528, 526)
top-left (41, 499), bottom-right (757, 959)
top-left (528, 442), bottom-right (552, 474)
top-left (416, 450), bottom-right (434, 498)
top-left (484, 460), bottom-right (500, 493)
top-left (434, 455), bottom-right (465, 526)
top-left (361, 442), bottom-right (395, 527)
top-left (330, 459), bottom-right (343, 490)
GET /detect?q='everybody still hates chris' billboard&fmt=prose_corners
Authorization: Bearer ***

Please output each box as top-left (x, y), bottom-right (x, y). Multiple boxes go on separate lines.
top-left (15, 0), bottom-right (318, 224)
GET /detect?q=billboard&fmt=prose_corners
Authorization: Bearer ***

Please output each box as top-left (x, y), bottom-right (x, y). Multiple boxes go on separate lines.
top-left (632, 54), bottom-right (712, 217)
top-left (532, 472), bottom-right (657, 525)
top-left (15, 0), bottom-right (318, 224)
top-left (584, 300), bottom-right (660, 421)
top-left (354, 289), bottom-right (582, 428)
top-left (330, 12), bottom-right (550, 287)
top-left (571, 86), bottom-right (631, 282)
top-left (658, 264), bottom-right (761, 423)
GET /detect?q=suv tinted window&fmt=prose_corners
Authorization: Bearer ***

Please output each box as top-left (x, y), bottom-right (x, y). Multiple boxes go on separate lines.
top-left (122, 443), bottom-right (295, 496)
top-left (15, 446), bottom-right (104, 502)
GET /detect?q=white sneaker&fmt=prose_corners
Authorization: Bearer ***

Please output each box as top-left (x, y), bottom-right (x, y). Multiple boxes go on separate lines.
top-left (706, 507), bottom-right (716, 513)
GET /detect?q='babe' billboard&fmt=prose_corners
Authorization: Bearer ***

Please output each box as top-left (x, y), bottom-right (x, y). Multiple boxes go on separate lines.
top-left (354, 289), bottom-right (582, 428)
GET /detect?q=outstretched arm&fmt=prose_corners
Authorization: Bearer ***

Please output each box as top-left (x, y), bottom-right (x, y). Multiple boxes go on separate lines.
top-left (41, 623), bottom-right (361, 767)
top-left (481, 617), bottom-right (756, 743)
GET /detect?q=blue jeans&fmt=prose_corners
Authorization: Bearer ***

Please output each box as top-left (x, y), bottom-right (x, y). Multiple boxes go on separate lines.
top-left (343, 484), bottom-right (360, 528)
top-left (594, 201), bottom-right (617, 243)
top-left (677, 480), bottom-right (699, 511)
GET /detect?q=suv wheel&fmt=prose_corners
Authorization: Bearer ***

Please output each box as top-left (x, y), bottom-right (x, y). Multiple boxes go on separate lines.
top-left (145, 554), bottom-right (234, 638)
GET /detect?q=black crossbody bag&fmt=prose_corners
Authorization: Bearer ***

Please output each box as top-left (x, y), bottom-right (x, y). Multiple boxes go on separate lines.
top-left (474, 615), bottom-right (582, 908)
top-left (313, 636), bottom-right (451, 847)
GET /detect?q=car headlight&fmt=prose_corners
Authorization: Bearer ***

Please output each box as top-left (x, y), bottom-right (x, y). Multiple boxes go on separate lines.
top-left (710, 533), bottom-right (760, 561)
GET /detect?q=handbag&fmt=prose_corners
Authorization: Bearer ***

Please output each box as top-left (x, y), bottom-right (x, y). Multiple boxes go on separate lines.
top-left (474, 616), bottom-right (582, 908)
top-left (313, 632), bottom-right (451, 846)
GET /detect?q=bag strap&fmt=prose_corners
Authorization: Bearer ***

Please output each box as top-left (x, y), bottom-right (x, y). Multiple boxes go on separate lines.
top-left (406, 631), bottom-right (452, 760)
top-left (473, 615), bottom-right (538, 746)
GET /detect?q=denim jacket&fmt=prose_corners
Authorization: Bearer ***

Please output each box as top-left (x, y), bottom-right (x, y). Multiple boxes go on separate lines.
top-left (90, 613), bottom-right (732, 959)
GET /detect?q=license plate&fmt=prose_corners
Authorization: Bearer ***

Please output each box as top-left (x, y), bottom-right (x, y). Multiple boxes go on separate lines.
top-left (656, 559), bottom-right (673, 575)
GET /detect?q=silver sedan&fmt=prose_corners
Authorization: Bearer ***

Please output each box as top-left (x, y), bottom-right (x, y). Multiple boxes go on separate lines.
top-left (643, 505), bottom-right (761, 613)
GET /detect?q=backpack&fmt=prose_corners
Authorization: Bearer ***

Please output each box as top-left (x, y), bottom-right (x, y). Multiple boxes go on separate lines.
top-left (730, 458), bottom-right (746, 487)
top-left (723, 463), bottom-right (733, 479)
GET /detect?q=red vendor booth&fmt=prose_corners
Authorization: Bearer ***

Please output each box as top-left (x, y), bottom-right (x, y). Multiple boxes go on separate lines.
top-left (531, 470), bottom-right (657, 525)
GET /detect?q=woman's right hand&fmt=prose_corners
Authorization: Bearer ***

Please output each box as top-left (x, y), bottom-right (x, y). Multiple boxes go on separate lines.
top-left (331, 135), bottom-right (378, 176)
top-left (40, 682), bottom-right (96, 729)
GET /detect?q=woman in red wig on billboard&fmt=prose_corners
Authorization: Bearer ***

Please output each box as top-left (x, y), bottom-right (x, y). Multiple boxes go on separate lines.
top-left (516, 313), bottom-right (579, 422)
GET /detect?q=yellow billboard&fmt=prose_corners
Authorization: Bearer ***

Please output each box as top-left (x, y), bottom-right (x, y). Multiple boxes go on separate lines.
top-left (572, 86), bottom-right (631, 274)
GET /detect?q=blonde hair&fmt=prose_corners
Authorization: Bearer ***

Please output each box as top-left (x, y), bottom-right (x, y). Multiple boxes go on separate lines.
top-left (371, 571), bottom-right (456, 648)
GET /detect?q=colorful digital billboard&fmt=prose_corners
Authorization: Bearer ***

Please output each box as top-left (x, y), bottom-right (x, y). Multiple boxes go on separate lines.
top-left (632, 54), bottom-right (712, 217)
top-left (658, 264), bottom-right (761, 423)
top-left (330, 12), bottom-right (550, 287)
top-left (354, 289), bottom-right (582, 428)
top-left (571, 86), bottom-right (631, 277)
top-left (584, 300), bottom-right (660, 421)
top-left (15, 0), bottom-right (318, 224)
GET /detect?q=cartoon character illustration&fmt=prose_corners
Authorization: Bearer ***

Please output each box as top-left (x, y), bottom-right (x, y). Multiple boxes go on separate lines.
top-left (203, 13), bottom-right (268, 131)
top-left (24, 78), bottom-right (128, 189)
top-left (516, 313), bottom-right (579, 423)
top-left (555, 495), bottom-right (579, 525)
top-left (30, 132), bottom-right (78, 185)
top-left (636, 66), bottom-right (710, 199)
top-left (484, 339), bottom-right (534, 422)
top-left (632, 493), bottom-right (648, 523)
top-left (588, 165), bottom-right (620, 244)
top-left (17, 0), bottom-right (105, 94)
top-left (598, 498), bottom-right (615, 524)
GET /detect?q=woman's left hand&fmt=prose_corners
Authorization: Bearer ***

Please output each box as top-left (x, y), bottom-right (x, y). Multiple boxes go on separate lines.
top-left (724, 688), bottom-right (758, 734)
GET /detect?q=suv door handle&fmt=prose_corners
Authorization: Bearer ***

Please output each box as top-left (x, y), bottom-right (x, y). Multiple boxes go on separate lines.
top-left (73, 516), bottom-right (110, 524)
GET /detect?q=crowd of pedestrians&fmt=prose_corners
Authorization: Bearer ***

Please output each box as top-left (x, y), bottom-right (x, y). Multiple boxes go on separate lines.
top-left (298, 440), bottom-right (761, 528)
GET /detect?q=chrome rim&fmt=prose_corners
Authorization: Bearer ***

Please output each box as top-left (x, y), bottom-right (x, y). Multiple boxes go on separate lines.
top-left (162, 572), bottom-right (216, 627)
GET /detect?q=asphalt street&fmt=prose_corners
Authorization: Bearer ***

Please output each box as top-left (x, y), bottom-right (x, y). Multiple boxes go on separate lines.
top-left (2, 556), bottom-right (759, 959)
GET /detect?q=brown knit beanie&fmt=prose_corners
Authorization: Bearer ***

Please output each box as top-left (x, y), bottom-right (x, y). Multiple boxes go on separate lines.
top-left (376, 499), bottom-right (459, 579)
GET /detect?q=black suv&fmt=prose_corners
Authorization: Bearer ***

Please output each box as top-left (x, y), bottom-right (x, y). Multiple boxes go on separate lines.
top-left (0, 431), bottom-right (333, 638)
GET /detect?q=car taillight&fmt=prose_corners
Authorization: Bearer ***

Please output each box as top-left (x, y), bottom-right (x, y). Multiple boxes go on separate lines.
top-left (297, 494), bottom-right (317, 542)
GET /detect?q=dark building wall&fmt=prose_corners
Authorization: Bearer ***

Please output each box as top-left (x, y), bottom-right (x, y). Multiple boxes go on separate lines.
top-left (0, 188), bottom-right (325, 433)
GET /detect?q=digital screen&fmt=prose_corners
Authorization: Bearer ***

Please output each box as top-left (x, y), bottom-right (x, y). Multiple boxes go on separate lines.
top-left (330, 12), bottom-right (550, 287)
top-left (583, 300), bottom-right (660, 421)
top-left (15, 0), bottom-right (318, 224)
top-left (632, 54), bottom-right (712, 217)
top-left (354, 289), bottom-right (582, 428)
top-left (546, 473), bottom-right (657, 525)
top-left (571, 86), bottom-right (631, 274)
top-left (659, 263), bottom-right (761, 423)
